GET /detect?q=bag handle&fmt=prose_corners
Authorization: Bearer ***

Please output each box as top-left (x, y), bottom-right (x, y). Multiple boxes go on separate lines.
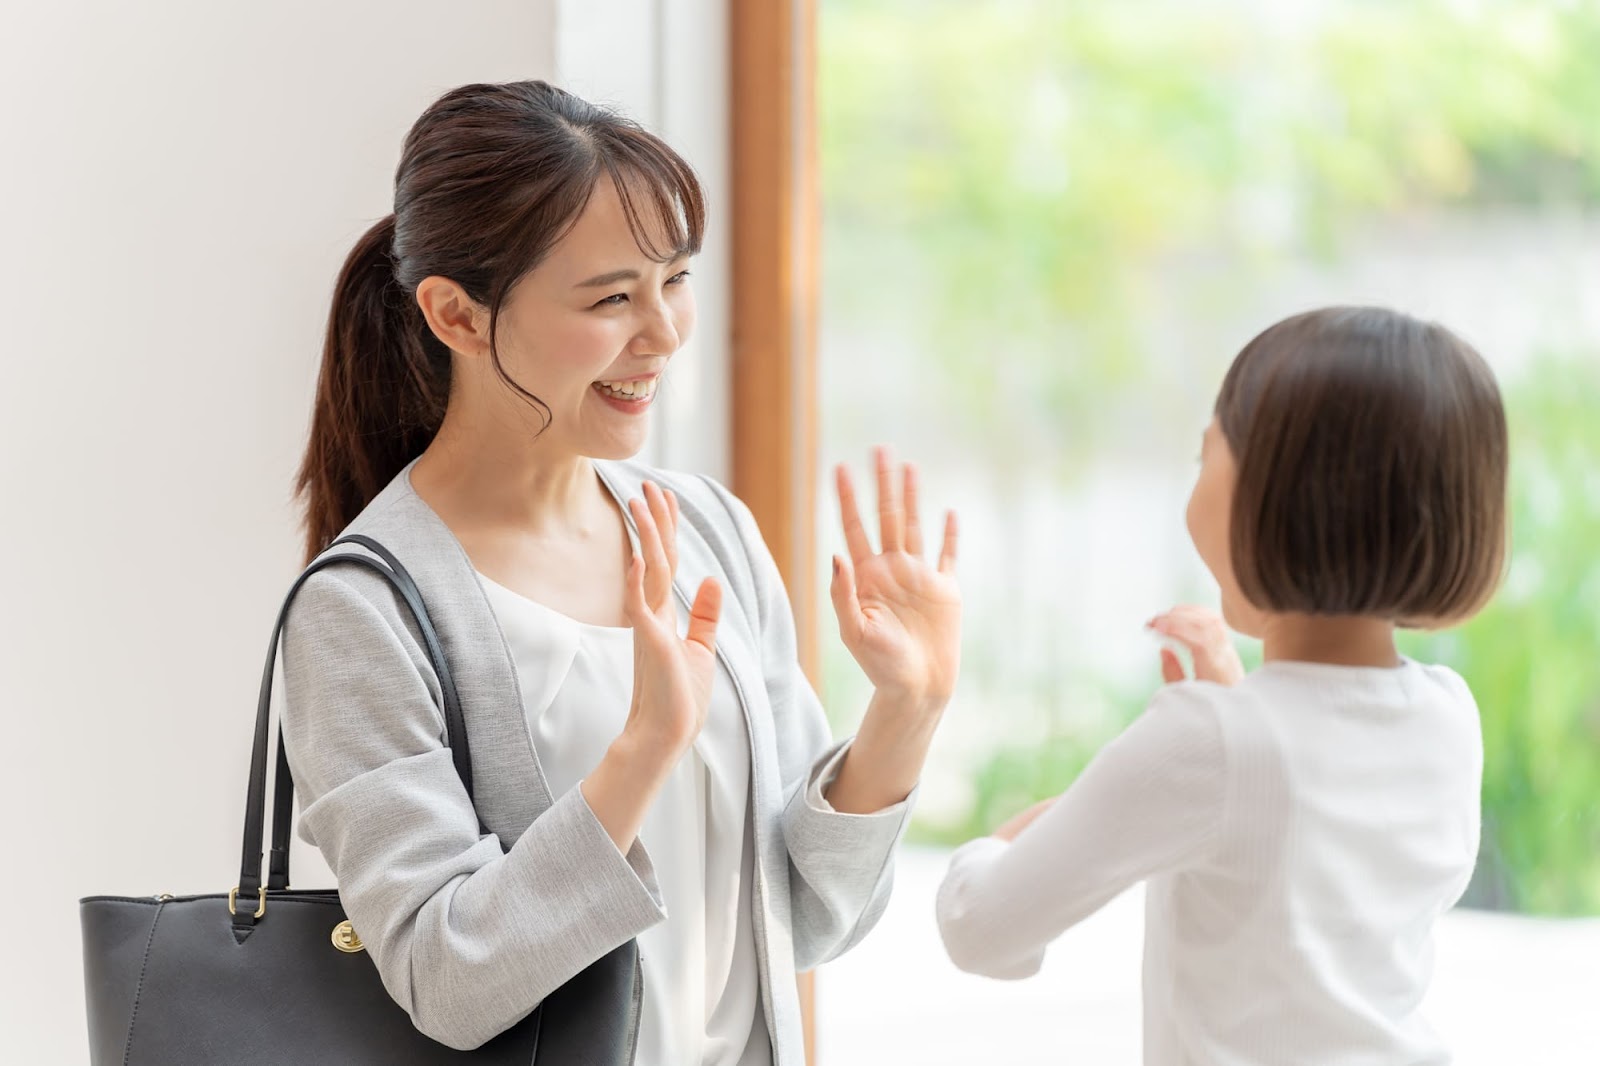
top-left (235, 535), bottom-right (476, 930)
top-left (264, 534), bottom-right (479, 891)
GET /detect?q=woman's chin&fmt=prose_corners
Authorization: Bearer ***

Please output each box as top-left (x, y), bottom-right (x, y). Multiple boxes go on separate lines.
top-left (583, 425), bottom-right (652, 462)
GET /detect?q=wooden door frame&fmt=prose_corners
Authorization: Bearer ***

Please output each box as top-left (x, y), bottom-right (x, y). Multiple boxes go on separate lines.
top-left (729, 0), bottom-right (822, 1060)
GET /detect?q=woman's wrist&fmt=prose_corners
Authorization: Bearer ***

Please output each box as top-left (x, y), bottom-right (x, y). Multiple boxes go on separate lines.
top-left (612, 724), bottom-right (687, 778)
top-left (865, 683), bottom-right (949, 729)
top-left (822, 689), bottom-right (945, 814)
top-left (583, 728), bottom-right (682, 851)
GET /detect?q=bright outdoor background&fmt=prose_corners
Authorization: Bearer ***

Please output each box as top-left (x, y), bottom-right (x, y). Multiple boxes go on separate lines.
top-left (810, 1), bottom-right (1600, 1060)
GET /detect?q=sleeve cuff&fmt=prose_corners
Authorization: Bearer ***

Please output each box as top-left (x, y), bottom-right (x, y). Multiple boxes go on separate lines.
top-left (803, 737), bottom-right (919, 820)
top-left (783, 739), bottom-right (915, 887)
top-left (937, 836), bottom-right (1045, 979)
top-left (949, 833), bottom-right (1010, 867)
top-left (557, 783), bottom-right (669, 918)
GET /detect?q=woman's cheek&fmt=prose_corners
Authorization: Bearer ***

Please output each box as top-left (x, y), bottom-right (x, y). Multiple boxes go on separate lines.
top-left (673, 289), bottom-right (697, 345)
top-left (553, 316), bottom-right (626, 367)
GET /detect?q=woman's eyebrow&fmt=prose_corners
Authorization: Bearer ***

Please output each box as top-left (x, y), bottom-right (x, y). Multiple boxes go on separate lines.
top-left (576, 268), bottom-right (640, 288)
top-left (576, 252), bottom-right (693, 288)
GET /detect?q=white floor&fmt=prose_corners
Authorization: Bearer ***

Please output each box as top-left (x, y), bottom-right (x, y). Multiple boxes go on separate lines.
top-left (815, 846), bottom-right (1600, 1065)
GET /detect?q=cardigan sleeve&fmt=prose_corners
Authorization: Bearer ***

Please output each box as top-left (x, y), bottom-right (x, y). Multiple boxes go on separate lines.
top-left (281, 570), bottom-right (666, 1050)
top-left (699, 477), bottom-right (916, 970)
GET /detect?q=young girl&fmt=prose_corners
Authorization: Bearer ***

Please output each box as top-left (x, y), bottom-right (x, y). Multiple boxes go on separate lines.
top-left (937, 307), bottom-right (1507, 1064)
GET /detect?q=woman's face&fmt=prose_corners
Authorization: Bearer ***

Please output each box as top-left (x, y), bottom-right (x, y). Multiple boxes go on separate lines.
top-left (477, 175), bottom-right (696, 461)
top-left (1186, 419), bottom-right (1266, 637)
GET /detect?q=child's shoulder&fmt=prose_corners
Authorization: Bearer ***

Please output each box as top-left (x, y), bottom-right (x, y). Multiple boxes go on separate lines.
top-left (1408, 659), bottom-right (1477, 705)
top-left (1146, 678), bottom-right (1236, 715)
top-left (1236, 657), bottom-right (1477, 707)
top-left (1120, 681), bottom-right (1283, 798)
top-left (1132, 680), bottom-right (1237, 748)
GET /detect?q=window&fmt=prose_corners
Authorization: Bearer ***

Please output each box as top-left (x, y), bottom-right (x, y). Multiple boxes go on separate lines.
top-left (813, 2), bottom-right (1600, 1060)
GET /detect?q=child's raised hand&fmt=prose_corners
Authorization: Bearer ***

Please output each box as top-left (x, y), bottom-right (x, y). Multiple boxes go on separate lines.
top-left (1148, 605), bottom-right (1245, 686)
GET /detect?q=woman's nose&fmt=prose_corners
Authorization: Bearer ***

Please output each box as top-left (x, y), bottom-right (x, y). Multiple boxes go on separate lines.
top-left (631, 300), bottom-right (682, 355)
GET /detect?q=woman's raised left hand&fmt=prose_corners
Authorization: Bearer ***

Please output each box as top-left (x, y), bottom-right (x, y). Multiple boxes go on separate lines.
top-left (831, 447), bottom-right (962, 713)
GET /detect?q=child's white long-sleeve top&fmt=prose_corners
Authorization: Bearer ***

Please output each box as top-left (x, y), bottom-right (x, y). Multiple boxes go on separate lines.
top-left (936, 660), bottom-right (1482, 1065)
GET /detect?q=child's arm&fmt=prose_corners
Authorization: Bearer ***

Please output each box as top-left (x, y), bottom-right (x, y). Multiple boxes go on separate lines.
top-left (935, 684), bottom-right (1226, 979)
top-left (992, 797), bottom-right (1057, 841)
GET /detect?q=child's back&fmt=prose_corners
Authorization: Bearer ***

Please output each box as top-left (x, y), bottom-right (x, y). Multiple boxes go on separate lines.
top-left (1146, 661), bottom-right (1481, 1064)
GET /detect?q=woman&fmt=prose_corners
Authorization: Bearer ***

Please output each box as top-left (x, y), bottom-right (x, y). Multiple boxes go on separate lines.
top-left (280, 80), bottom-right (961, 1064)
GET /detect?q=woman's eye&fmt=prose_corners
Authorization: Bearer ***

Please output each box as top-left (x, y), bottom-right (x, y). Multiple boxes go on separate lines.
top-left (592, 271), bottom-right (688, 309)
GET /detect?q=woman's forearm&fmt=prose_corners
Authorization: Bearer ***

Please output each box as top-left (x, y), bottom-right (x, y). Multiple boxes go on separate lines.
top-left (822, 688), bottom-right (944, 814)
top-left (582, 728), bottom-right (682, 851)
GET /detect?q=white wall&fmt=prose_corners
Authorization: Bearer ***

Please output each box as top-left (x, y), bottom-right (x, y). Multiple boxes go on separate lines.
top-left (0, 3), bottom-right (728, 1062)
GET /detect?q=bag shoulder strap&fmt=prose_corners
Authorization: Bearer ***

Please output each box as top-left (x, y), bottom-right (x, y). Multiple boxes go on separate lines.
top-left (236, 535), bottom-right (476, 929)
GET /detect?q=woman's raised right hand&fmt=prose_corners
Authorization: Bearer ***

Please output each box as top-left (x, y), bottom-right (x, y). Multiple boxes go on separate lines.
top-left (620, 481), bottom-right (723, 756)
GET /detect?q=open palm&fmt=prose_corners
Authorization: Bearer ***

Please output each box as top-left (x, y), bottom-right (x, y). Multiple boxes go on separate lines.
top-left (831, 448), bottom-right (961, 704)
top-left (623, 482), bottom-right (722, 754)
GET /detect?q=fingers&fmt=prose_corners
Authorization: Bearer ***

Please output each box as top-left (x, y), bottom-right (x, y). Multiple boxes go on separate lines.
top-left (1149, 605), bottom-right (1242, 685)
top-left (1163, 604), bottom-right (1225, 626)
top-left (903, 463), bottom-right (924, 558)
top-left (839, 452), bottom-right (952, 572)
top-left (829, 553), bottom-right (863, 645)
top-left (685, 577), bottom-right (722, 652)
top-left (1159, 604), bottom-right (1221, 625)
top-left (630, 493), bottom-right (672, 611)
top-left (1160, 648), bottom-right (1186, 684)
top-left (622, 554), bottom-right (648, 626)
top-left (835, 464), bottom-right (875, 567)
top-left (875, 446), bottom-right (903, 553)
top-left (1148, 606), bottom-right (1224, 651)
top-left (665, 486), bottom-right (680, 530)
top-left (937, 510), bottom-right (959, 574)
top-left (644, 481), bottom-right (677, 576)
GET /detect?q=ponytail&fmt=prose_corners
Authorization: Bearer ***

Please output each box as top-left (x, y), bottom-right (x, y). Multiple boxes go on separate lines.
top-left (295, 214), bottom-right (448, 563)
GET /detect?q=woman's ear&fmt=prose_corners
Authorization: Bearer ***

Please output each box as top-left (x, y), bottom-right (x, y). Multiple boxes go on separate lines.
top-left (415, 275), bottom-right (490, 357)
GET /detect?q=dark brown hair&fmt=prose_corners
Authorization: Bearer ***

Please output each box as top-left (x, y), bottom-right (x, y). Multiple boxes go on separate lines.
top-left (1215, 306), bottom-right (1508, 626)
top-left (296, 80), bottom-right (705, 562)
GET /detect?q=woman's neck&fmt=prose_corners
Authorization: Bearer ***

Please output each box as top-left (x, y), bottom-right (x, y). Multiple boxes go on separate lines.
top-left (1260, 613), bottom-right (1401, 668)
top-left (411, 422), bottom-right (610, 539)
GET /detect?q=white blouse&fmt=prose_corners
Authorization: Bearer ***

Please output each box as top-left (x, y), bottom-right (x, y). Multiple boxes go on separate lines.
top-left (478, 572), bottom-right (771, 1066)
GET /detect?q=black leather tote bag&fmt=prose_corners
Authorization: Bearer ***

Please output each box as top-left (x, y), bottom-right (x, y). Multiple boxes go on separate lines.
top-left (80, 535), bottom-right (640, 1065)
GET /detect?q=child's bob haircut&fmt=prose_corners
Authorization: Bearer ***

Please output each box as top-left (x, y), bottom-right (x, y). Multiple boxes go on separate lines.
top-left (1215, 306), bottom-right (1508, 627)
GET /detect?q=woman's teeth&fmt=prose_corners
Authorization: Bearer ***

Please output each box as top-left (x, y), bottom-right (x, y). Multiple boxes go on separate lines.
top-left (595, 378), bottom-right (656, 400)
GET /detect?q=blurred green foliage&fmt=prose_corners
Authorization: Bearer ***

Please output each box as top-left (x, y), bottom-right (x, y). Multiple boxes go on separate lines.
top-left (1402, 357), bottom-right (1600, 914)
top-left (819, 0), bottom-right (1600, 914)
top-left (821, 0), bottom-right (1600, 465)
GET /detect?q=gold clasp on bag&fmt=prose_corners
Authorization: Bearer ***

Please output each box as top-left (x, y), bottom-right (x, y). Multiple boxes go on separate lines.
top-left (228, 886), bottom-right (267, 918)
top-left (331, 920), bottom-right (365, 953)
